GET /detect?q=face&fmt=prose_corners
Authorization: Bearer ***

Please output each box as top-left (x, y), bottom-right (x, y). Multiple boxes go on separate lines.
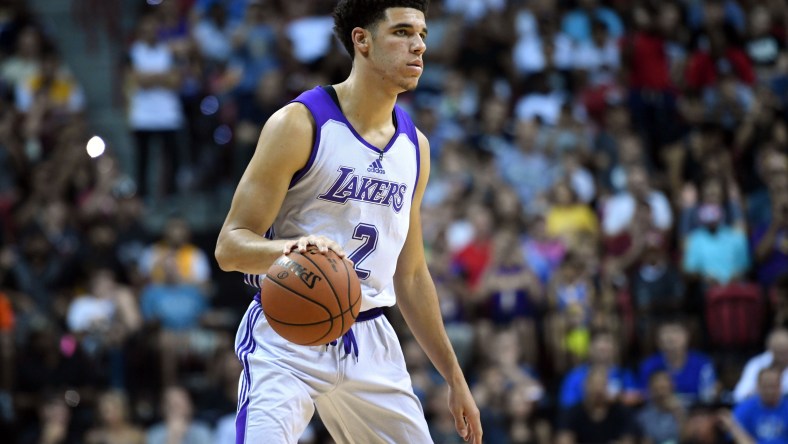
top-left (164, 218), bottom-right (190, 246)
top-left (649, 373), bottom-right (674, 400)
top-left (163, 387), bottom-right (192, 419)
top-left (590, 335), bottom-right (616, 366)
top-left (98, 393), bottom-right (125, 425)
top-left (769, 332), bottom-right (788, 368)
top-left (658, 324), bottom-right (688, 354)
top-left (365, 8), bottom-right (427, 92)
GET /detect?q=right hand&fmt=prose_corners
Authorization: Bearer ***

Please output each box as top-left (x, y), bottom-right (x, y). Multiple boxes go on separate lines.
top-left (283, 235), bottom-right (347, 259)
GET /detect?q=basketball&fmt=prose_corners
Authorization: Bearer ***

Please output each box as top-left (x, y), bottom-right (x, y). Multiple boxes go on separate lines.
top-left (260, 248), bottom-right (362, 345)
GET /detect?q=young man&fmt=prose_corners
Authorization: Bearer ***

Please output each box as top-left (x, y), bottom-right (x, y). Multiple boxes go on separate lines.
top-left (214, 1), bottom-right (482, 443)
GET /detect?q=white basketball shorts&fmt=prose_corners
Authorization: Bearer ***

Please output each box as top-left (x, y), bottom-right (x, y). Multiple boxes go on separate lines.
top-left (234, 297), bottom-right (433, 444)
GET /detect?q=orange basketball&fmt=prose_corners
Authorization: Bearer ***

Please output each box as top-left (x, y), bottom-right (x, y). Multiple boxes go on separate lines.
top-left (260, 248), bottom-right (362, 345)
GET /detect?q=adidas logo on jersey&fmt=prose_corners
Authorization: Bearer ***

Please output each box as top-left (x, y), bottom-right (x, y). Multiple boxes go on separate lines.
top-left (367, 159), bottom-right (385, 174)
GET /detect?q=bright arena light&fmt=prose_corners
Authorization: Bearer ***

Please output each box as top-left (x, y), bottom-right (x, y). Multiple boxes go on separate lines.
top-left (86, 135), bottom-right (106, 158)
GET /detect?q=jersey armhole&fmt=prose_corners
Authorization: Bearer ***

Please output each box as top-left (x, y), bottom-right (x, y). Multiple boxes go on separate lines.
top-left (287, 102), bottom-right (319, 189)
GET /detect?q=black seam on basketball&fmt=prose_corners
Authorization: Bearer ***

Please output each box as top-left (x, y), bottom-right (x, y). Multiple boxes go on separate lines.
top-left (264, 303), bottom-right (358, 326)
top-left (264, 277), bottom-right (335, 343)
top-left (341, 256), bottom-right (358, 321)
top-left (299, 252), bottom-right (346, 336)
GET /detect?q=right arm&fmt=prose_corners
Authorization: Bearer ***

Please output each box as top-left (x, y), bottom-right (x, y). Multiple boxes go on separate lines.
top-left (215, 103), bottom-right (344, 274)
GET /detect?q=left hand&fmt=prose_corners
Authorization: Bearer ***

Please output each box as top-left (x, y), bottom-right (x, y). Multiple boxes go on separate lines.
top-left (448, 380), bottom-right (483, 444)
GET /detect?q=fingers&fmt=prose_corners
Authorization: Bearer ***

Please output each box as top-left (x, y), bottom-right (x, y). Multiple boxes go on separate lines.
top-left (282, 235), bottom-right (346, 257)
top-left (466, 409), bottom-right (483, 444)
top-left (453, 407), bottom-right (482, 444)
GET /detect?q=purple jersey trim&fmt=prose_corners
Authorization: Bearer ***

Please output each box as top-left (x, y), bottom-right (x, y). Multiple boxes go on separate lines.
top-left (394, 105), bottom-right (421, 199)
top-left (288, 88), bottom-right (332, 188)
top-left (318, 87), bottom-right (403, 157)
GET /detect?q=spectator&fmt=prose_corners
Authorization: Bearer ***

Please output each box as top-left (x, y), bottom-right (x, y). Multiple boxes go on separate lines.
top-left (639, 320), bottom-right (718, 406)
top-left (125, 14), bottom-right (183, 198)
top-left (679, 176), bottom-right (745, 241)
top-left (732, 367), bottom-right (788, 444)
top-left (601, 166), bottom-right (673, 237)
top-left (559, 331), bottom-right (639, 410)
top-left (555, 367), bottom-right (637, 444)
top-left (66, 268), bottom-right (141, 388)
top-left (752, 191), bottom-right (788, 289)
top-left (14, 49), bottom-right (84, 115)
top-left (560, 0), bottom-right (623, 44)
top-left (545, 181), bottom-right (598, 244)
top-left (0, 25), bottom-right (43, 88)
top-left (685, 30), bottom-right (755, 91)
top-left (84, 390), bottom-right (145, 444)
top-left (682, 200), bottom-right (750, 286)
top-left (18, 393), bottom-right (80, 444)
top-left (733, 329), bottom-right (788, 403)
top-left (192, 3), bottom-right (235, 64)
top-left (475, 229), bottom-right (542, 364)
top-left (546, 251), bottom-right (596, 373)
top-left (139, 217), bottom-right (213, 387)
top-left (521, 214), bottom-right (566, 286)
top-left (629, 234), bottom-right (685, 351)
top-left (637, 371), bottom-right (686, 444)
top-left (146, 386), bottom-right (212, 444)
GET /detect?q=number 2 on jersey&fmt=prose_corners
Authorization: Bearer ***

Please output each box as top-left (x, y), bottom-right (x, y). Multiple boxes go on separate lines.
top-left (348, 223), bottom-right (378, 280)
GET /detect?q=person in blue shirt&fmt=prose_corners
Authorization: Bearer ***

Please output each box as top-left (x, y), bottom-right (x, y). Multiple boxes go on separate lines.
top-left (733, 367), bottom-right (788, 444)
top-left (639, 319), bottom-right (718, 406)
top-left (559, 331), bottom-right (640, 409)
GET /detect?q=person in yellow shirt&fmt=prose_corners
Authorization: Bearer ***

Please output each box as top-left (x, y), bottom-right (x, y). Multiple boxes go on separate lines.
top-left (546, 181), bottom-right (600, 242)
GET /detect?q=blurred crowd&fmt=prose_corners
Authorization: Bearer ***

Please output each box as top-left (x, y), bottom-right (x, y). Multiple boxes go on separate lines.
top-left (1, 0), bottom-right (788, 443)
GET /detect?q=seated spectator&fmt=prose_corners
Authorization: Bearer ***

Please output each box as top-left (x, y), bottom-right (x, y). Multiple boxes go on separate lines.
top-left (147, 386), bottom-right (211, 444)
top-left (732, 367), bottom-right (788, 443)
top-left (18, 393), bottom-right (80, 444)
top-left (733, 328), bottom-right (788, 402)
top-left (685, 30), bottom-right (754, 92)
top-left (637, 371), bottom-right (686, 444)
top-left (546, 251), bottom-right (597, 373)
top-left (505, 381), bottom-right (550, 444)
top-left (14, 49), bottom-right (84, 115)
top-left (0, 25), bottom-right (43, 88)
top-left (139, 217), bottom-right (214, 386)
top-left (602, 166), bottom-right (673, 237)
top-left (560, 0), bottom-right (623, 44)
top-left (555, 367), bottom-right (637, 444)
top-left (629, 233), bottom-right (685, 350)
top-left (751, 192), bottom-right (788, 289)
top-left (559, 331), bottom-right (640, 410)
top-left (191, 3), bottom-right (234, 64)
top-left (476, 229), bottom-right (542, 365)
top-left (682, 202), bottom-right (750, 286)
top-left (66, 268), bottom-right (141, 388)
top-left (521, 216), bottom-right (565, 287)
top-left (640, 320), bottom-right (718, 406)
top-left (545, 181), bottom-right (599, 244)
top-left (679, 177), bottom-right (745, 241)
top-left (84, 390), bottom-right (144, 444)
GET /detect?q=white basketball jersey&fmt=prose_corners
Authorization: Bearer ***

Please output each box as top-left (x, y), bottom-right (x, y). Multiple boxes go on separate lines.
top-left (244, 86), bottom-right (421, 311)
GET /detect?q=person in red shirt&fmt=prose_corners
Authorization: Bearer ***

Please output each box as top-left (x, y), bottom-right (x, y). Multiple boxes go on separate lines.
top-left (685, 30), bottom-right (755, 90)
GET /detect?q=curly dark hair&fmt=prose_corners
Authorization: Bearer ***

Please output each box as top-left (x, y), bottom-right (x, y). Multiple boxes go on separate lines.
top-left (333, 0), bottom-right (429, 56)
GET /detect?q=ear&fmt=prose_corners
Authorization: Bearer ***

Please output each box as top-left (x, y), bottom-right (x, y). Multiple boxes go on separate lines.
top-left (351, 27), bottom-right (370, 55)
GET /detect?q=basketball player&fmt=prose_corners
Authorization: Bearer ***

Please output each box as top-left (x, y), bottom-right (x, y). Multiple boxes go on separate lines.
top-left (214, 1), bottom-right (482, 443)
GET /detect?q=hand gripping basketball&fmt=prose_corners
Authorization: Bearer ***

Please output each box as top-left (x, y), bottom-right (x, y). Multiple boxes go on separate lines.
top-left (282, 235), bottom-right (348, 260)
top-left (261, 246), bottom-right (362, 345)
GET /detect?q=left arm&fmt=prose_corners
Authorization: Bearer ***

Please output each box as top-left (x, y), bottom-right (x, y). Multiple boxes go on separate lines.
top-left (394, 130), bottom-right (482, 444)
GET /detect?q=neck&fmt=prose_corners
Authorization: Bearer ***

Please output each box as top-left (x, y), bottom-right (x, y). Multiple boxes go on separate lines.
top-left (335, 70), bottom-right (399, 133)
top-left (664, 350), bottom-right (686, 368)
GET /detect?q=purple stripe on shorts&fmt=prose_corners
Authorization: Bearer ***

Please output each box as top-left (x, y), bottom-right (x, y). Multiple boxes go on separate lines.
top-left (235, 399), bottom-right (249, 444)
top-left (238, 305), bottom-right (263, 400)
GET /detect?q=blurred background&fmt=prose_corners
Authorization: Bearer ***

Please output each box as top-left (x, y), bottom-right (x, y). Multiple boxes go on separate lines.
top-left (0, 0), bottom-right (787, 443)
